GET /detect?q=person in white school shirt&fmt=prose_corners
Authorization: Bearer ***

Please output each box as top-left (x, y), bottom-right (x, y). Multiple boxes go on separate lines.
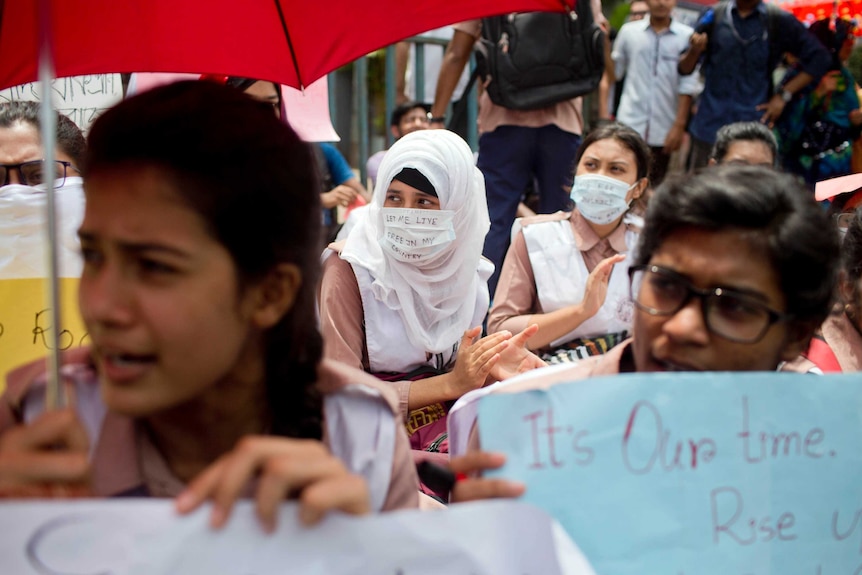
top-left (488, 123), bottom-right (650, 366)
top-left (448, 165), bottom-right (840, 502)
top-left (319, 130), bottom-right (542, 485)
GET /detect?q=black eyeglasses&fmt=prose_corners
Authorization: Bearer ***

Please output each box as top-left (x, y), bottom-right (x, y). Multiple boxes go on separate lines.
top-left (628, 264), bottom-right (794, 343)
top-left (0, 160), bottom-right (76, 188)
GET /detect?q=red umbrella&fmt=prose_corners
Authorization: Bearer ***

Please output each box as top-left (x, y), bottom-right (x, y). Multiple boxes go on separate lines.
top-left (1, 0), bottom-right (580, 404)
top-left (0, 0), bottom-right (575, 91)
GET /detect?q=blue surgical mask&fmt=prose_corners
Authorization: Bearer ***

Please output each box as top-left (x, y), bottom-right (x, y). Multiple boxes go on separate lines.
top-left (571, 174), bottom-right (636, 225)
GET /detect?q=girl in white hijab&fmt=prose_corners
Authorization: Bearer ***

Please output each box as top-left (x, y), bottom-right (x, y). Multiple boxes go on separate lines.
top-left (319, 130), bottom-right (541, 466)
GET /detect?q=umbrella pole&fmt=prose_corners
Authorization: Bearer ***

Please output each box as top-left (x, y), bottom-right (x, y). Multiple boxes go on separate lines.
top-left (38, 0), bottom-right (65, 410)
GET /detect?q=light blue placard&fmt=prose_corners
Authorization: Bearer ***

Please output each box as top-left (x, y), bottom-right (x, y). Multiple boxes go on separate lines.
top-left (478, 372), bottom-right (862, 575)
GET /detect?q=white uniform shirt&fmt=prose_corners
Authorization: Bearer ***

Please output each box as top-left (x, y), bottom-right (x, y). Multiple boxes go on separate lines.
top-left (612, 18), bottom-right (702, 146)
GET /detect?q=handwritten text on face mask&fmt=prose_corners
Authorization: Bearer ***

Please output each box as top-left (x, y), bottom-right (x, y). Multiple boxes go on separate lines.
top-left (383, 212), bottom-right (443, 226)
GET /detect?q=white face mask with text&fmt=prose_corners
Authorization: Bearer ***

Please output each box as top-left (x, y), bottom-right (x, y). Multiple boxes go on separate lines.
top-left (379, 207), bottom-right (456, 263)
top-left (570, 174), bottom-right (635, 225)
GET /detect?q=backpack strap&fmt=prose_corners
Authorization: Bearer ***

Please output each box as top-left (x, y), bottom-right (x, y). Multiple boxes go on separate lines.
top-left (700, 0), bottom-right (728, 69)
top-left (712, 0), bottom-right (727, 29)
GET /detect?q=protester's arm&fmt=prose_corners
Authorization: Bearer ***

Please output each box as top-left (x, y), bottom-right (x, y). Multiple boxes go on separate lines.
top-left (516, 202), bottom-right (537, 218)
top-left (395, 42), bottom-right (411, 105)
top-left (342, 176), bottom-right (371, 203)
top-left (318, 255), bottom-right (368, 371)
top-left (404, 327), bottom-right (512, 409)
top-left (591, 0), bottom-right (608, 31)
top-left (431, 25), bottom-right (478, 127)
top-left (758, 13), bottom-right (833, 126)
top-left (678, 32), bottom-right (707, 76)
top-left (320, 143), bottom-right (363, 205)
top-left (757, 71), bottom-right (814, 127)
top-left (664, 94), bottom-right (693, 153)
top-left (320, 185), bottom-right (357, 209)
top-left (519, 253), bottom-right (627, 350)
top-left (449, 451), bottom-right (526, 503)
top-left (490, 231), bottom-right (627, 351)
top-left (598, 30), bottom-right (616, 120)
top-left (678, 51), bottom-right (703, 98)
top-left (380, 420), bottom-right (421, 510)
top-left (176, 436), bottom-right (371, 532)
top-left (784, 12), bottom-right (832, 83)
top-left (0, 408), bottom-right (91, 498)
top-left (611, 25), bottom-right (628, 84)
top-left (487, 324), bottom-right (547, 382)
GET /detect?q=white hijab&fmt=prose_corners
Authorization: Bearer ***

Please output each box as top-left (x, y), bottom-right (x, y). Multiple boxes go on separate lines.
top-left (340, 130), bottom-right (490, 353)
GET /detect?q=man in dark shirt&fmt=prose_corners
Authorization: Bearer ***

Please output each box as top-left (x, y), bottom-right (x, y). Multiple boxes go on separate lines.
top-left (679, 0), bottom-right (831, 169)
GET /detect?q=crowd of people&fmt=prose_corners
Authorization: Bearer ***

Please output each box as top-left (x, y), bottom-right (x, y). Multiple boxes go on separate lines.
top-left (0, 0), bottom-right (860, 560)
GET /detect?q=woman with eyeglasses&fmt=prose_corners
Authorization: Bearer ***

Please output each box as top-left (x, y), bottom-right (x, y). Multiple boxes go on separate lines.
top-left (445, 165), bottom-right (842, 501)
top-left (0, 81), bottom-right (419, 527)
top-left (805, 206), bottom-right (862, 372)
top-left (487, 122), bottom-right (650, 365)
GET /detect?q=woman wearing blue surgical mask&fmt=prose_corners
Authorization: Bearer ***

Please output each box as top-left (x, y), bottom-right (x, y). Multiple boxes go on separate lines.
top-left (319, 130), bottom-right (543, 494)
top-left (488, 122), bottom-right (651, 364)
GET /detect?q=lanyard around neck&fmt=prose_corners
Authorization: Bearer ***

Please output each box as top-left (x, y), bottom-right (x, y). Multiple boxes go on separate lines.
top-left (725, 2), bottom-right (768, 46)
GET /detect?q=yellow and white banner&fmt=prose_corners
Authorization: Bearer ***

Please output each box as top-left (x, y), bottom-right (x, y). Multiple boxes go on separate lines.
top-left (0, 178), bottom-right (87, 388)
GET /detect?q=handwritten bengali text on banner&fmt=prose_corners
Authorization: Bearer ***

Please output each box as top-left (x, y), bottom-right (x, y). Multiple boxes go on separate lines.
top-left (0, 74), bottom-right (122, 132)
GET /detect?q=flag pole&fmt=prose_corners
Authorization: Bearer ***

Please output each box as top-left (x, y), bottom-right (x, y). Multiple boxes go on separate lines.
top-left (38, 0), bottom-right (65, 410)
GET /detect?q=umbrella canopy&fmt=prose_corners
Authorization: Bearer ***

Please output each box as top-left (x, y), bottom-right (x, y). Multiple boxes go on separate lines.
top-left (0, 0), bottom-right (575, 91)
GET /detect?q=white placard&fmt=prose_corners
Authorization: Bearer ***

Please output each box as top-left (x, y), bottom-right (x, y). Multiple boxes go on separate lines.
top-left (0, 499), bottom-right (594, 574)
top-left (0, 74), bottom-right (123, 132)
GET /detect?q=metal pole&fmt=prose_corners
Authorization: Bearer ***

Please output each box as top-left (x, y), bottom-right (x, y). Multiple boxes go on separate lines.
top-left (356, 57), bottom-right (369, 187)
top-left (415, 43), bottom-right (425, 102)
top-left (38, 0), bottom-right (64, 409)
top-left (327, 71), bottom-right (337, 131)
top-left (467, 53), bottom-right (478, 152)
top-left (385, 46), bottom-right (396, 148)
